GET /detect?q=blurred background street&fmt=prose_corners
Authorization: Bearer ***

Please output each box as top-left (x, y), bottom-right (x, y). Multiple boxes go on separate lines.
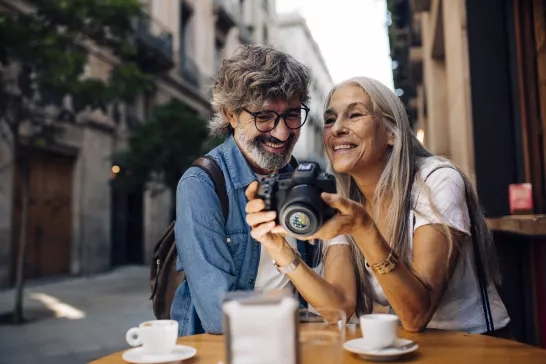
top-left (0, 0), bottom-right (545, 362)
top-left (0, 266), bottom-right (152, 364)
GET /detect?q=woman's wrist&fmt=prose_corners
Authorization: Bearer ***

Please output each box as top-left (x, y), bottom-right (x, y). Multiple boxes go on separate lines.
top-left (353, 221), bottom-right (392, 265)
top-left (266, 239), bottom-right (296, 267)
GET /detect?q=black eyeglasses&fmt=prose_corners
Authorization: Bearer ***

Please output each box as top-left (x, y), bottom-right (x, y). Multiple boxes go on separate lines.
top-left (241, 104), bottom-right (310, 132)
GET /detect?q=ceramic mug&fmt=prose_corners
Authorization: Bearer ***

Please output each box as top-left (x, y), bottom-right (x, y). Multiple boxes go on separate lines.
top-left (126, 319), bottom-right (178, 355)
top-left (360, 314), bottom-right (399, 350)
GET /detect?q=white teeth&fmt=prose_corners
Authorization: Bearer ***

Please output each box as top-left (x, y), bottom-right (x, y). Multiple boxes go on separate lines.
top-left (265, 141), bottom-right (285, 148)
top-left (333, 144), bottom-right (356, 151)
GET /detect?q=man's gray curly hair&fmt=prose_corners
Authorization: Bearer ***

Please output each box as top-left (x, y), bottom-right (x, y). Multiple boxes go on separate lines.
top-left (209, 44), bottom-right (311, 136)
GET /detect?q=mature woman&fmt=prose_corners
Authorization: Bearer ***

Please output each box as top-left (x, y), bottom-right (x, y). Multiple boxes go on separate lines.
top-left (245, 76), bottom-right (511, 336)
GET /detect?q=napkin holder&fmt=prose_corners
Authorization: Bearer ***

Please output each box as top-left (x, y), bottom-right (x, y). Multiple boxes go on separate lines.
top-left (222, 291), bottom-right (300, 364)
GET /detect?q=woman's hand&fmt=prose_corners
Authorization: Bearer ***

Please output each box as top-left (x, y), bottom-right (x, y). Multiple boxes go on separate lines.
top-left (245, 181), bottom-right (295, 266)
top-left (271, 192), bottom-right (372, 241)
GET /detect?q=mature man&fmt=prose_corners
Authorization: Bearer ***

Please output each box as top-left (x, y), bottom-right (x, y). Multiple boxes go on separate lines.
top-left (171, 45), bottom-right (318, 336)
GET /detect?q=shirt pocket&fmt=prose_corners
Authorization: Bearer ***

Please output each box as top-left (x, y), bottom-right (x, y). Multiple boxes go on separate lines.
top-left (224, 231), bottom-right (249, 275)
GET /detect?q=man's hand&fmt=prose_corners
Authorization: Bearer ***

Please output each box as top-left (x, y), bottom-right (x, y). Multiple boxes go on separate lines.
top-left (245, 181), bottom-right (294, 265)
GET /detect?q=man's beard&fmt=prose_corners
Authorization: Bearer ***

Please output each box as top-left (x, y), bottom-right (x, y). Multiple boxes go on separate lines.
top-left (236, 125), bottom-right (298, 172)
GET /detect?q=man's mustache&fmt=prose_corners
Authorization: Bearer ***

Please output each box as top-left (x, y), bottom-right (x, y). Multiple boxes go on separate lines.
top-left (257, 134), bottom-right (295, 144)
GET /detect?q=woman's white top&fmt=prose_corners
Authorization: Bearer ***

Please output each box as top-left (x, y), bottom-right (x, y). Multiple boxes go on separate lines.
top-left (326, 157), bottom-right (510, 334)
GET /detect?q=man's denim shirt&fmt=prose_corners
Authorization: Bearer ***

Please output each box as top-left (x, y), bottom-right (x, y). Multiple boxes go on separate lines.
top-left (171, 135), bottom-right (319, 337)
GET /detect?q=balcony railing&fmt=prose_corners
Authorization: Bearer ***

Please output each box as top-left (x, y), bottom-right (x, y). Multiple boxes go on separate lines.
top-left (132, 12), bottom-right (174, 72)
top-left (179, 57), bottom-right (199, 88)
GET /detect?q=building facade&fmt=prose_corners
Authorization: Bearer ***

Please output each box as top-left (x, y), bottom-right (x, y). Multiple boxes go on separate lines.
top-left (387, 0), bottom-right (546, 348)
top-left (0, 0), bottom-right (278, 288)
top-left (275, 12), bottom-right (333, 167)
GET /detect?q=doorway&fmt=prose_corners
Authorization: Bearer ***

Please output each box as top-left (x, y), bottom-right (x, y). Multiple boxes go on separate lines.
top-left (110, 186), bottom-right (144, 266)
top-left (11, 149), bottom-right (75, 282)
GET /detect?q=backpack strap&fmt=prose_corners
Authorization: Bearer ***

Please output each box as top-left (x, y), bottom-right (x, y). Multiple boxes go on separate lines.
top-left (416, 165), bottom-right (495, 333)
top-left (149, 155), bottom-right (228, 305)
top-left (191, 155), bottom-right (229, 222)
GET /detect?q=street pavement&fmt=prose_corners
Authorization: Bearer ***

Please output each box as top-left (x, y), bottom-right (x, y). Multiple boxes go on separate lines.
top-left (0, 266), bottom-right (155, 364)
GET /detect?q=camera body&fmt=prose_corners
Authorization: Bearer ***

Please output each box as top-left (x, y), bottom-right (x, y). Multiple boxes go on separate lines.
top-left (256, 162), bottom-right (337, 238)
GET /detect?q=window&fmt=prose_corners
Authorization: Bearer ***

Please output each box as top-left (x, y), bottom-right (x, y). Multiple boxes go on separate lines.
top-left (179, 2), bottom-right (193, 73)
top-left (215, 38), bottom-right (225, 71)
top-left (263, 25), bottom-right (268, 44)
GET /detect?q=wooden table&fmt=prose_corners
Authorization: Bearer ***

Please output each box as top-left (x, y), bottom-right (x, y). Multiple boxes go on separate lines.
top-left (91, 324), bottom-right (546, 363)
top-left (486, 214), bottom-right (546, 236)
top-left (486, 214), bottom-right (546, 346)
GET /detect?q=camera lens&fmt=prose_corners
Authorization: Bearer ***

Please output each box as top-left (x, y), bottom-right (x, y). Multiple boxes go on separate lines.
top-left (289, 211), bottom-right (311, 230)
top-left (280, 204), bottom-right (320, 238)
top-left (278, 184), bottom-right (327, 238)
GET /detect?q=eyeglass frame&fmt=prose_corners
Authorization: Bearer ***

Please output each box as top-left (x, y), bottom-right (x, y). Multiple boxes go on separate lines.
top-left (241, 103), bottom-right (311, 132)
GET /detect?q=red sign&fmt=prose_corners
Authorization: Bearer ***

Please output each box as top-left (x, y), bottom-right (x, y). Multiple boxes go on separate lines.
top-left (508, 183), bottom-right (533, 214)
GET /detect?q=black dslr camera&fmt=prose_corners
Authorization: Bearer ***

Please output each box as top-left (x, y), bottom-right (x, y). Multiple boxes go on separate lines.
top-left (256, 162), bottom-right (337, 238)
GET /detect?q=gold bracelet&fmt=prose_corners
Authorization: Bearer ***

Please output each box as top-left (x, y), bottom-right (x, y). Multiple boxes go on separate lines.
top-left (366, 250), bottom-right (398, 275)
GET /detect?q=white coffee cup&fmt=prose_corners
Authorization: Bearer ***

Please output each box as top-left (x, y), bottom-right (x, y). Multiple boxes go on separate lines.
top-left (126, 319), bottom-right (178, 355)
top-left (359, 314), bottom-right (399, 350)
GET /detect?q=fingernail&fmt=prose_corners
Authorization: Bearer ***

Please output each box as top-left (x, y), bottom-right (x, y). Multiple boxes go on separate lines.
top-left (268, 211), bottom-right (276, 218)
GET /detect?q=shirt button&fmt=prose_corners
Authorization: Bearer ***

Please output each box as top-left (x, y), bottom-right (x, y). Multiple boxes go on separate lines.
top-left (226, 237), bottom-right (231, 243)
top-left (249, 278), bottom-right (255, 284)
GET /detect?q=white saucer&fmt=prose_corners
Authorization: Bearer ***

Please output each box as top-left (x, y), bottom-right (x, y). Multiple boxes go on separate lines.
top-left (122, 344), bottom-right (197, 363)
top-left (343, 338), bottom-right (418, 362)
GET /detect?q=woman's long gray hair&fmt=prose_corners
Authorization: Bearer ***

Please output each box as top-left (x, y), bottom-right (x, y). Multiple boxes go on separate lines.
top-left (323, 77), bottom-right (502, 315)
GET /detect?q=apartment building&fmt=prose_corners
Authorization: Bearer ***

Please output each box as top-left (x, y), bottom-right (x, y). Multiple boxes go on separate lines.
top-left (275, 12), bottom-right (333, 168)
top-left (0, 0), bottom-right (277, 288)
